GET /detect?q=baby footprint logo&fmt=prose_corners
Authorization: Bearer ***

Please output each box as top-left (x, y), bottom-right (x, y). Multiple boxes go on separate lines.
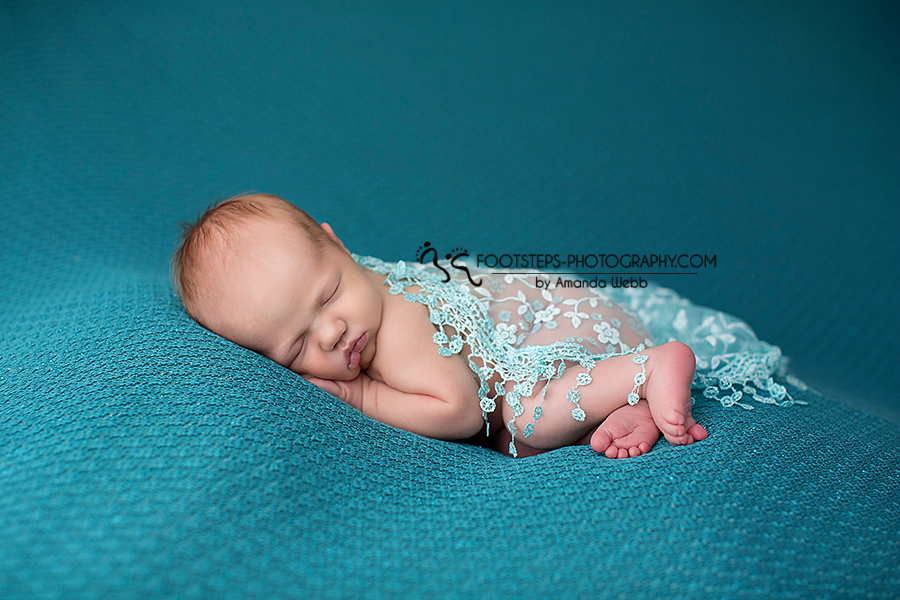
top-left (416, 242), bottom-right (483, 287)
top-left (447, 247), bottom-right (483, 287)
top-left (416, 241), bottom-right (451, 282)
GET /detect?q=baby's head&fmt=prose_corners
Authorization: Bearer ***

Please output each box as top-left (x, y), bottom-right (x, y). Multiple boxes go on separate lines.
top-left (173, 193), bottom-right (327, 324)
top-left (172, 193), bottom-right (382, 380)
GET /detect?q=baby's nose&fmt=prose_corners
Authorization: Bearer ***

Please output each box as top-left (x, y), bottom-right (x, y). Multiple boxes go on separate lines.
top-left (319, 318), bottom-right (344, 351)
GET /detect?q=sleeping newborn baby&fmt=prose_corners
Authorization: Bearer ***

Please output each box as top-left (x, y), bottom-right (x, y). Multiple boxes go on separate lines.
top-left (172, 193), bottom-right (708, 458)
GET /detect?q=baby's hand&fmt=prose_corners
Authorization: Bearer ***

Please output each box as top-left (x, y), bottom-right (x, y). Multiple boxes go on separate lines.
top-left (303, 373), bottom-right (371, 411)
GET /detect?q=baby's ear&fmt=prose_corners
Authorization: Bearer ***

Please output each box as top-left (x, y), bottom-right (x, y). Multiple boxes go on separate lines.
top-left (320, 222), bottom-right (348, 252)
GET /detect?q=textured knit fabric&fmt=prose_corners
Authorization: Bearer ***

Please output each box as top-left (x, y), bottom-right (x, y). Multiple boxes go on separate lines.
top-left (2, 1), bottom-right (899, 599)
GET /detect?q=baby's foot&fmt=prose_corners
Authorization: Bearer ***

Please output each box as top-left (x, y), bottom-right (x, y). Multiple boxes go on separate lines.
top-left (641, 342), bottom-right (709, 446)
top-left (590, 400), bottom-right (660, 459)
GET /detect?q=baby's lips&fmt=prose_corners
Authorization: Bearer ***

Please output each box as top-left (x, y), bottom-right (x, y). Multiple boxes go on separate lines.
top-left (354, 332), bottom-right (368, 353)
top-left (346, 332), bottom-right (367, 370)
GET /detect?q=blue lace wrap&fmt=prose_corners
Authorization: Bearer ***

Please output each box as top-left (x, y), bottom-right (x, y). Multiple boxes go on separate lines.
top-left (354, 255), bottom-right (803, 456)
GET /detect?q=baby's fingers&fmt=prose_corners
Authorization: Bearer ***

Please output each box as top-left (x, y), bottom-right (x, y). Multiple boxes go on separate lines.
top-left (303, 375), bottom-right (345, 399)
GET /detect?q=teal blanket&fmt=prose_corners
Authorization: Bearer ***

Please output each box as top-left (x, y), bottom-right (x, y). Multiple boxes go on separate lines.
top-left (2, 1), bottom-right (898, 597)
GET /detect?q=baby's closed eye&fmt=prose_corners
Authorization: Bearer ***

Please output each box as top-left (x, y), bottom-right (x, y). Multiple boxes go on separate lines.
top-left (324, 277), bottom-right (340, 305)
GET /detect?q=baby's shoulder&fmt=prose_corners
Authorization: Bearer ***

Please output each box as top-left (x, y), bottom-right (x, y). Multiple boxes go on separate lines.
top-left (367, 286), bottom-right (475, 394)
top-left (379, 285), bottom-right (434, 345)
top-left (367, 284), bottom-right (433, 370)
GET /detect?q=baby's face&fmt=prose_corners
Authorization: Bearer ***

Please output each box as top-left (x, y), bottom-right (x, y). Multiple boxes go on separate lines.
top-left (197, 217), bottom-right (382, 381)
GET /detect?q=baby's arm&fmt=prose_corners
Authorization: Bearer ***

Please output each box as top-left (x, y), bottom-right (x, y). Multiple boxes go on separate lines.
top-left (307, 296), bottom-right (485, 440)
top-left (307, 367), bottom-right (481, 440)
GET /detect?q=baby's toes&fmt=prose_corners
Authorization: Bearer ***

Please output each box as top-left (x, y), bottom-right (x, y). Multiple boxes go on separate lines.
top-left (664, 423), bottom-right (709, 446)
top-left (663, 433), bottom-right (688, 446)
top-left (687, 422), bottom-right (708, 442)
top-left (654, 409), bottom-right (686, 434)
top-left (660, 420), bottom-right (687, 441)
top-left (591, 429), bottom-right (614, 454)
top-left (606, 445), bottom-right (631, 459)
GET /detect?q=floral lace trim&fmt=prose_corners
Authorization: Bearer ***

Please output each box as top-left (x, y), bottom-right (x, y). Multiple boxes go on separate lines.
top-left (471, 278), bottom-right (653, 354)
top-left (616, 288), bottom-right (808, 411)
top-left (355, 255), bottom-right (805, 455)
top-left (693, 347), bottom-right (807, 410)
top-left (355, 255), bottom-right (648, 457)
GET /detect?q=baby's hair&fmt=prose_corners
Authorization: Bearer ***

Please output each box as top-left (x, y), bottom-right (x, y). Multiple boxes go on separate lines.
top-left (172, 192), bottom-right (325, 316)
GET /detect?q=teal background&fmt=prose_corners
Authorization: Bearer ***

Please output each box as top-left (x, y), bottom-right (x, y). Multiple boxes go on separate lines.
top-left (2, 1), bottom-right (898, 598)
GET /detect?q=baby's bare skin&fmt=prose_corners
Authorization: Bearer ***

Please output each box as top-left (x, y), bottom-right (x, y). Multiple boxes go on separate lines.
top-left (183, 193), bottom-right (707, 458)
top-left (590, 339), bottom-right (708, 458)
top-left (492, 340), bottom-right (707, 457)
top-left (310, 273), bottom-right (489, 440)
top-left (591, 401), bottom-right (660, 459)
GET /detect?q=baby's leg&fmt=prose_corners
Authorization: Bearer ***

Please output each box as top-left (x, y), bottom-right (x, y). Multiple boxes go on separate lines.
top-left (494, 403), bottom-right (659, 459)
top-left (503, 351), bottom-right (661, 451)
top-left (492, 427), bottom-right (550, 458)
top-left (503, 341), bottom-right (706, 453)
